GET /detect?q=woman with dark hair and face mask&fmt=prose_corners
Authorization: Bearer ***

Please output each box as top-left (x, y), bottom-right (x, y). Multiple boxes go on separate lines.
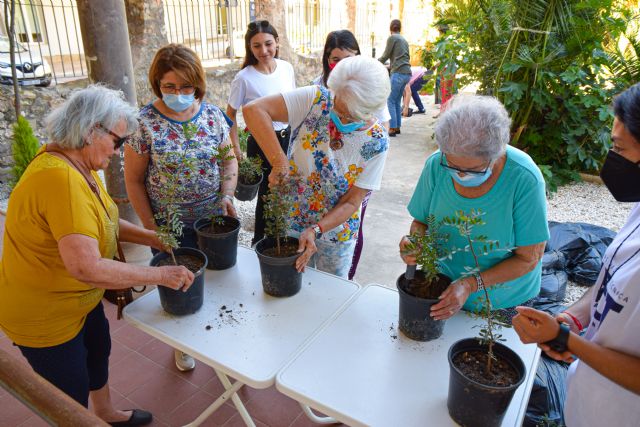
top-left (399, 94), bottom-right (549, 323)
top-left (124, 44), bottom-right (238, 373)
top-left (512, 83), bottom-right (640, 426)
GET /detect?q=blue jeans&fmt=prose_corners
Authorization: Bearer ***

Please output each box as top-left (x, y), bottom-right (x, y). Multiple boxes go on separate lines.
top-left (410, 76), bottom-right (426, 112)
top-left (388, 72), bottom-right (411, 129)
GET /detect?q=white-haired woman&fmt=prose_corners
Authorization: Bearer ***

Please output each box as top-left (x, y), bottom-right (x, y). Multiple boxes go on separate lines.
top-left (399, 95), bottom-right (549, 323)
top-left (0, 85), bottom-right (194, 426)
top-left (244, 56), bottom-right (391, 277)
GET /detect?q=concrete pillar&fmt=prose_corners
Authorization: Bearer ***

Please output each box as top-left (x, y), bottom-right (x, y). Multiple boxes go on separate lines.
top-left (76, 0), bottom-right (137, 222)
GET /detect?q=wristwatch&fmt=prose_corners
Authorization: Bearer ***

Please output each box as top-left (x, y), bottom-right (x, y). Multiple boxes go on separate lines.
top-left (312, 224), bottom-right (323, 239)
top-left (544, 322), bottom-right (570, 353)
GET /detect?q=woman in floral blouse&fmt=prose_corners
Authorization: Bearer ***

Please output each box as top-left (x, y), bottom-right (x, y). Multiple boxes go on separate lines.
top-left (244, 56), bottom-right (390, 277)
top-left (124, 44), bottom-right (237, 372)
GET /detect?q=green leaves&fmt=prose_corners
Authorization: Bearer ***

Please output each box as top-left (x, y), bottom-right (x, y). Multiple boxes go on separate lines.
top-left (436, 0), bottom-right (631, 190)
top-left (263, 171), bottom-right (300, 254)
top-left (404, 215), bottom-right (449, 284)
top-left (11, 116), bottom-right (40, 188)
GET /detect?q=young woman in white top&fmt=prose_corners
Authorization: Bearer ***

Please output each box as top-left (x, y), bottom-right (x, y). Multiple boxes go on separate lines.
top-left (226, 20), bottom-right (296, 245)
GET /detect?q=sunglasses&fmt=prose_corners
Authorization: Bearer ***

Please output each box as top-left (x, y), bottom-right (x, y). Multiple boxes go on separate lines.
top-left (96, 123), bottom-right (126, 150)
top-left (248, 20), bottom-right (270, 31)
top-left (440, 153), bottom-right (492, 176)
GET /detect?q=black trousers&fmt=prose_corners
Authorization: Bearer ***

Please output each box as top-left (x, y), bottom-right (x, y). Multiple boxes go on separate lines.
top-left (247, 127), bottom-right (291, 245)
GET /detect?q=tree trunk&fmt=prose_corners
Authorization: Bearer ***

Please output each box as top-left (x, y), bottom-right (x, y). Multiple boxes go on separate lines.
top-left (76, 0), bottom-right (138, 222)
top-left (255, 0), bottom-right (294, 60)
top-left (4, 0), bottom-right (21, 118)
top-left (346, 0), bottom-right (356, 33)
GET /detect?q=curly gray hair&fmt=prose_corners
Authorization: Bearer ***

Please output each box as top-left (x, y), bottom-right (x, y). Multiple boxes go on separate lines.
top-left (327, 56), bottom-right (390, 121)
top-left (435, 95), bottom-right (511, 161)
top-left (45, 84), bottom-right (138, 150)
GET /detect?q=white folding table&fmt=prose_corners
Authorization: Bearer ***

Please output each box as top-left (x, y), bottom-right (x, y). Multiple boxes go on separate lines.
top-left (276, 284), bottom-right (541, 427)
top-left (123, 246), bottom-right (360, 427)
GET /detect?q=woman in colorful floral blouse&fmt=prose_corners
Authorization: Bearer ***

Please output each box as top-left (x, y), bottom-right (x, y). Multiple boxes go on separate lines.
top-left (124, 44), bottom-right (237, 372)
top-left (243, 56), bottom-right (390, 277)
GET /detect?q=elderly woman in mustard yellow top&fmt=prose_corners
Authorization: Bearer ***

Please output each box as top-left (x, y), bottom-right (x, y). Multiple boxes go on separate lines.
top-left (0, 85), bottom-right (194, 427)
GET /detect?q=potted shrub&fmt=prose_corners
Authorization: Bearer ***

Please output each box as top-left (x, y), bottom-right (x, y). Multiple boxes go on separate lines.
top-left (254, 172), bottom-right (302, 297)
top-left (151, 123), bottom-right (208, 315)
top-left (194, 143), bottom-right (241, 270)
top-left (397, 215), bottom-right (452, 341)
top-left (234, 155), bottom-right (263, 201)
top-left (444, 210), bottom-right (526, 427)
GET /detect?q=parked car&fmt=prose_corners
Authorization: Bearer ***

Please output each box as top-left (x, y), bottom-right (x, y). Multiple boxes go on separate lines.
top-left (0, 36), bottom-right (52, 87)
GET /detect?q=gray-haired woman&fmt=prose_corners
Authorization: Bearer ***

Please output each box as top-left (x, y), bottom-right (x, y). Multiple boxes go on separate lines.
top-left (0, 85), bottom-right (193, 426)
top-left (399, 95), bottom-right (549, 322)
top-left (244, 56), bottom-right (390, 277)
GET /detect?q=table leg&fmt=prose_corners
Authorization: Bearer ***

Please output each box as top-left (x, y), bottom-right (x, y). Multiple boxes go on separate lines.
top-left (300, 403), bottom-right (338, 424)
top-left (215, 370), bottom-right (256, 427)
top-left (182, 378), bottom-right (249, 427)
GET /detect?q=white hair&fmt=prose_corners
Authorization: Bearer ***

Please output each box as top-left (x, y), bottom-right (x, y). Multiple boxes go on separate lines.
top-left (327, 56), bottom-right (390, 121)
top-left (45, 84), bottom-right (138, 150)
top-left (435, 95), bottom-right (511, 161)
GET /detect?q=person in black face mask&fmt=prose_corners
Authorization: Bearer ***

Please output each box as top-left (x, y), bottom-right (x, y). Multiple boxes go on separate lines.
top-left (511, 83), bottom-right (640, 426)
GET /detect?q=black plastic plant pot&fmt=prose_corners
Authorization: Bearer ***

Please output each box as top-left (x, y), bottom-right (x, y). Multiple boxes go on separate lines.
top-left (396, 273), bottom-right (451, 341)
top-left (235, 173), bottom-right (263, 201)
top-left (150, 247), bottom-right (207, 316)
top-left (255, 237), bottom-right (302, 297)
top-left (447, 338), bottom-right (526, 427)
top-left (194, 216), bottom-right (240, 270)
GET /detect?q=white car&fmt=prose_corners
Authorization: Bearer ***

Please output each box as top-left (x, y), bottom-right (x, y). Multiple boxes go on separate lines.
top-left (0, 36), bottom-right (52, 87)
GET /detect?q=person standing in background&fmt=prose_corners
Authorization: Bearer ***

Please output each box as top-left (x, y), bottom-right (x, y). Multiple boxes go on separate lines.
top-left (226, 20), bottom-right (296, 245)
top-left (378, 19), bottom-right (411, 137)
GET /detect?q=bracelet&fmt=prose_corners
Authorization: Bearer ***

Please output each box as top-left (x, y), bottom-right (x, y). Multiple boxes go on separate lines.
top-left (473, 272), bottom-right (485, 292)
top-left (563, 311), bottom-right (584, 332)
top-left (222, 194), bottom-right (234, 203)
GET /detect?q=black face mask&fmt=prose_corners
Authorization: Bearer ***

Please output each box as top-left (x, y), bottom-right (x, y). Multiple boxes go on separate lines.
top-left (600, 149), bottom-right (640, 202)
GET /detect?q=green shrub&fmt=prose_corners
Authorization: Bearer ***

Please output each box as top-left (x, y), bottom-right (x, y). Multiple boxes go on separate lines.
top-left (433, 0), bottom-right (633, 190)
top-left (11, 116), bottom-right (40, 187)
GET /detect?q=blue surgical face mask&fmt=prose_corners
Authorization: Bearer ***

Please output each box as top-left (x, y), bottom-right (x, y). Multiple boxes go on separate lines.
top-left (330, 110), bottom-right (365, 134)
top-left (448, 167), bottom-right (493, 187)
top-left (163, 93), bottom-right (195, 113)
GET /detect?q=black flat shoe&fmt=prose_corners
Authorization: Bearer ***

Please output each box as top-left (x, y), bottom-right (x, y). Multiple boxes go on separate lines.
top-left (109, 409), bottom-right (153, 426)
top-left (414, 109), bottom-right (426, 114)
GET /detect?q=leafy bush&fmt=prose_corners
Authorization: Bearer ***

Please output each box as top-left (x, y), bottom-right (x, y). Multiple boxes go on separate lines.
top-left (433, 0), bottom-right (634, 190)
top-left (238, 156), bottom-right (263, 184)
top-left (11, 116), bottom-right (40, 187)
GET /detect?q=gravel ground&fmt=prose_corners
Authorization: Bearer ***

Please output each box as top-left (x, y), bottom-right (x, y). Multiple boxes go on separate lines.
top-left (546, 181), bottom-right (632, 305)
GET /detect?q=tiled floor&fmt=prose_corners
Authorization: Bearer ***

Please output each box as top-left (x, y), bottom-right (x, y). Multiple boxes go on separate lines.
top-left (0, 300), bottom-right (342, 427)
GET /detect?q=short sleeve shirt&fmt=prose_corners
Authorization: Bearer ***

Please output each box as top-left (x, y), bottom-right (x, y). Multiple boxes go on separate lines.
top-left (282, 85), bottom-right (389, 243)
top-left (227, 59), bottom-right (296, 131)
top-left (0, 150), bottom-right (117, 347)
top-left (407, 146), bottom-right (549, 310)
top-left (126, 102), bottom-right (231, 226)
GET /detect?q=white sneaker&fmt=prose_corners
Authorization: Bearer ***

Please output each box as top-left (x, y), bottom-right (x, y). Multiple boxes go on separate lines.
top-left (174, 350), bottom-right (195, 372)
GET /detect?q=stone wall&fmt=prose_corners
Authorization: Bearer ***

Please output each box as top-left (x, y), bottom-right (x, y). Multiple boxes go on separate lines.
top-left (0, 56), bottom-right (320, 184)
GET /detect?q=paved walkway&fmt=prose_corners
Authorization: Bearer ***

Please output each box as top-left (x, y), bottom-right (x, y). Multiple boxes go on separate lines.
top-left (353, 100), bottom-right (439, 288)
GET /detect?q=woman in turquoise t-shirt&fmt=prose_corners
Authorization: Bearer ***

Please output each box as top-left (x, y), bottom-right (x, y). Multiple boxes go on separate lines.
top-left (399, 95), bottom-right (549, 323)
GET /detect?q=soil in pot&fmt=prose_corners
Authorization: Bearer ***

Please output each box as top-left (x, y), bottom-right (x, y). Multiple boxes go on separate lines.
top-left (152, 248), bottom-right (207, 316)
top-left (452, 349), bottom-right (520, 387)
top-left (447, 338), bottom-right (526, 427)
top-left (255, 237), bottom-right (302, 297)
top-left (194, 216), bottom-right (240, 270)
top-left (396, 271), bottom-right (451, 341)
